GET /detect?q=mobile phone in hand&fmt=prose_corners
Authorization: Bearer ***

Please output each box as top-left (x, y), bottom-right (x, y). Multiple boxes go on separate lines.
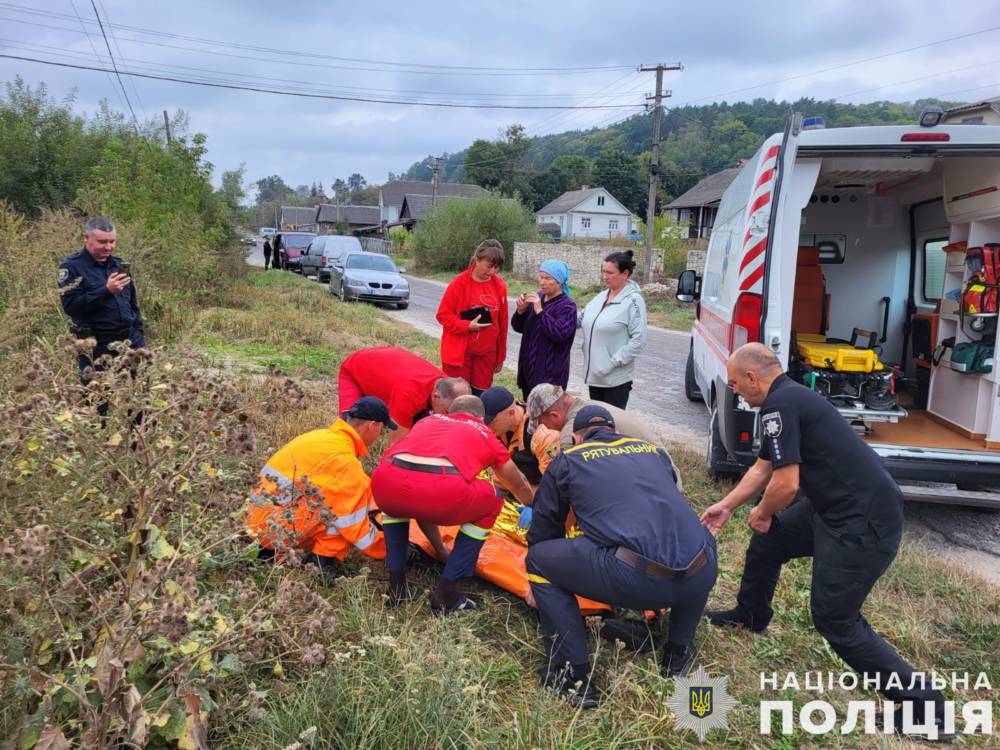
top-left (120, 262), bottom-right (131, 276)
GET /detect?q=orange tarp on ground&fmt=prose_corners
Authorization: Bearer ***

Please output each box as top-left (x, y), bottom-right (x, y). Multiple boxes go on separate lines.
top-left (407, 500), bottom-right (612, 615)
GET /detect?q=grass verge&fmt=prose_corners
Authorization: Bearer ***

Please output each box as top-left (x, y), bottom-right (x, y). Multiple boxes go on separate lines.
top-left (2, 265), bottom-right (997, 748)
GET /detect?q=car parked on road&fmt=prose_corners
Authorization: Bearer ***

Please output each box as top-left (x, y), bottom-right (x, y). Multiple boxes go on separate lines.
top-left (274, 232), bottom-right (316, 272)
top-left (330, 251), bottom-right (409, 309)
top-left (243, 234), bottom-right (257, 245)
top-left (299, 235), bottom-right (363, 282)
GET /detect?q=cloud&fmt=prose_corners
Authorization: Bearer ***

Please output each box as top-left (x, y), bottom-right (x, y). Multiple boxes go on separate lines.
top-left (1, 0), bottom-right (996, 188)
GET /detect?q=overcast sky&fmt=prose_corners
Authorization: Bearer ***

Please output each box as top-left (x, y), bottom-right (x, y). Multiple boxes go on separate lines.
top-left (2, 1), bottom-right (998, 198)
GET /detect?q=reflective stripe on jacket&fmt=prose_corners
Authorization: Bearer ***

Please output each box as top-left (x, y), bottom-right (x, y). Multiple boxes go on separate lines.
top-left (245, 419), bottom-right (385, 560)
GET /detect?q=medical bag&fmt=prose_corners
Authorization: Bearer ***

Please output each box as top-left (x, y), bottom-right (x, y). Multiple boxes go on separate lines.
top-left (962, 244), bottom-right (1000, 316)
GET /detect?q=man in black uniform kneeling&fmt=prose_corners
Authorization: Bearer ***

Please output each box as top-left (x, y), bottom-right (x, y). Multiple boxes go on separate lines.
top-left (526, 405), bottom-right (717, 708)
top-left (701, 343), bottom-right (947, 739)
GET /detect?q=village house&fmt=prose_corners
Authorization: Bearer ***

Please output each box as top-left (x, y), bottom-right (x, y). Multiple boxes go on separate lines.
top-left (664, 166), bottom-right (742, 240)
top-left (535, 186), bottom-right (636, 240)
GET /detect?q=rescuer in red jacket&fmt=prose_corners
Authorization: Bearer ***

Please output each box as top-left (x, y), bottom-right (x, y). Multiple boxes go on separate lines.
top-left (372, 394), bottom-right (533, 613)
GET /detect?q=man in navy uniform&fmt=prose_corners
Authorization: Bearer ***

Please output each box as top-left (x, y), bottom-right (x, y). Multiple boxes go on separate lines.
top-left (526, 405), bottom-right (717, 708)
top-left (701, 343), bottom-right (947, 740)
top-left (59, 217), bottom-right (145, 380)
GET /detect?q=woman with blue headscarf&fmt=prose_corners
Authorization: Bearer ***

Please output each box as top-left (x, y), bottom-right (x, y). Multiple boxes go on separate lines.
top-left (511, 259), bottom-right (578, 400)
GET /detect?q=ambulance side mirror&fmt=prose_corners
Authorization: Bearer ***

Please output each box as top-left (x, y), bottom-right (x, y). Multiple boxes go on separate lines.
top-left (676, 270), bottom-right (701, 303)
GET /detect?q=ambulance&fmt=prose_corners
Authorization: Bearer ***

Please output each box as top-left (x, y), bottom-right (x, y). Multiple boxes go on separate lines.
top-left (677, 110), bottom-right (1000, 508)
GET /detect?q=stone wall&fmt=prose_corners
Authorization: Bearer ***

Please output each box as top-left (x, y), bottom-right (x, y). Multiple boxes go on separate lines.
top-left (686, 249), bottom-right (707, 273)
top-left (513, 242), bottom-right (662, 287)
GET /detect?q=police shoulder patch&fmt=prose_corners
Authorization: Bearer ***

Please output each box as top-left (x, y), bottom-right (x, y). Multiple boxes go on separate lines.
top-left (761, 411), bottom-right (782, 438)
top-left (58, 267), bottom-right (69, 284)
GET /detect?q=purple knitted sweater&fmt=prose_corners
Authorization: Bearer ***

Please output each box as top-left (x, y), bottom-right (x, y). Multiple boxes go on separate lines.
top-left (511, 292), bottom-right (578, 398)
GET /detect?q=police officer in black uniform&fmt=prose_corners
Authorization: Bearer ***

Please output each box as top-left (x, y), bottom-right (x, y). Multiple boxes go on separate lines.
top-left (526, 405), bottom-right (717, 708)
top-left (59, 217), bottom-right (145, 380)
top-left (701, 343), bottom-right (946, 737)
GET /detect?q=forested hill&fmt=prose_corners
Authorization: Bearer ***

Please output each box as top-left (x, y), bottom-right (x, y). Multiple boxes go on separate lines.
top-left (402, 97), bottom-right (957, 214)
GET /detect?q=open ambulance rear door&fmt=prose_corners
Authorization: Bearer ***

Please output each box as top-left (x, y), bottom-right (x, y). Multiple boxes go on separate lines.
top-left (712, 113), bottom-right (808, 472)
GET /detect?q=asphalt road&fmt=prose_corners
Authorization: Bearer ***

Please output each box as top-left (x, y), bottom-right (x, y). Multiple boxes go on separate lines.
top-left (245, 242), bottom-right (1000, 585)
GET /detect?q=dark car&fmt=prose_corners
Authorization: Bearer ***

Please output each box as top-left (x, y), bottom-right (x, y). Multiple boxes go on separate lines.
top-left (274, 232), bottom-right (317, 272)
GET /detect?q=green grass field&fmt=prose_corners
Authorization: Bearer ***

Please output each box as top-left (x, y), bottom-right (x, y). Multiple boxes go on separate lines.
top-left (204, 271), bottom-right (998, 747)
top-left (2, 266), bottom-right (996, 748)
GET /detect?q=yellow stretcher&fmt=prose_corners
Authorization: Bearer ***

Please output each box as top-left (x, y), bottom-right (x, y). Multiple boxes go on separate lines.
top-left (795, 333), bottom-right (885, 373)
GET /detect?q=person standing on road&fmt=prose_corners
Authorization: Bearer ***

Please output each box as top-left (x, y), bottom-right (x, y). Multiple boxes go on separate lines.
top-left (512, 259), bottom-right (577, 400)
top-left (700, 343), bottom-right (948, 740)
top-left (272, 233), bottom-right (283, 270)
top-left (526, 405), bottom-right (716, 709)
top-left (436, 239), bottom-right (509, 396)
top-left (58, 217), bottom-right (145, 383)
top-left (263, 237), bottom-right (273, 270)
top-left (578, 250), bottom-right (646, 409)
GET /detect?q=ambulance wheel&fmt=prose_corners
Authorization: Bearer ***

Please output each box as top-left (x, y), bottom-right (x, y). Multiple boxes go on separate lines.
top-left (685, 347), bottom-right (703, 402)
top-left (706, 404), bottom-right (737, 480)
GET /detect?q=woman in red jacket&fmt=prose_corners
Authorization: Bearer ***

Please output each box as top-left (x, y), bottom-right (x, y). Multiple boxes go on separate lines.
top-left (436, 239), bottom-right (509, 395)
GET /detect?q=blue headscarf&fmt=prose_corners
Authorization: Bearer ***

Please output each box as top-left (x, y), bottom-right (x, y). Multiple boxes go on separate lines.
top-left (539, 259), bottom-right (571, 296)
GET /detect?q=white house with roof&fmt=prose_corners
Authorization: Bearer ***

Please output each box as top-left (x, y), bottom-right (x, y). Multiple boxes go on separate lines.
top-left (536, 186), bottom-right (636, 240)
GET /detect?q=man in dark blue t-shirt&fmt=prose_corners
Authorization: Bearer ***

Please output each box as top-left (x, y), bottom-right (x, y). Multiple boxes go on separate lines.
top-left (701, 343), bottom-right (945, 739)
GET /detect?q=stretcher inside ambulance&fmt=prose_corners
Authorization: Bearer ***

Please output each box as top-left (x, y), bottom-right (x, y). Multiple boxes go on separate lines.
top-left (680, 111), bottom-right (1000, 508)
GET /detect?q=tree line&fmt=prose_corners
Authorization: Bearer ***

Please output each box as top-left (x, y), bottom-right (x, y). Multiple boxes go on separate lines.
top-left (402, 96), bottom-right (958, 216)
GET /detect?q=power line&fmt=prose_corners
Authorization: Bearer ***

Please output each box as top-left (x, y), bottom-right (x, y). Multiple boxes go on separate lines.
top-left (95, 0), bottom-right (147, 122)
top-left (677, 25), bottom-right (1000, 107)
top-left (827, 59), bottom-right (1000, 102)
top-left (0, 5), bottom-right (637, 76)
top-left (525, 70), bottom-right (639, 134)
top-left (0, 53), bottom-right (650, 110)
top-left (0, 37), bottom-right (647, 103)
top-left (66, 0), bottom-right (125, 114)
top-left (87, 0), bottom-right (138, 131)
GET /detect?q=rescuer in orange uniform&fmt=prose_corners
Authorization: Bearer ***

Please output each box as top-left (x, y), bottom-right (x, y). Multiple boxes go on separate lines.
top-left (245, 397), bottom-right (395, 575)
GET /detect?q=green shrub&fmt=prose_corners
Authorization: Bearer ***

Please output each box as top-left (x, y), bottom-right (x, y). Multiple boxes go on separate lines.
top-left (0, 341), bottom-right (331, 748)
top-left (412, 193), bottom-right (540, 272)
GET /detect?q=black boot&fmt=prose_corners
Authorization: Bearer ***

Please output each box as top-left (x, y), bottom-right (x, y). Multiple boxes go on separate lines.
top-left (386, 569), bottom-right (409, 608)
top-left (706, 607), bottom-right (767, 633)
top-left (660, 641), bottom-right (694, 677)
top-left (430, 577), bottom-right (478, 615)
top-left (892, 703), bottom-right (955, 743)
top-left (599, 617), bottom-right (655, 653)
top-left (542, 662), bottom-right (599, 709)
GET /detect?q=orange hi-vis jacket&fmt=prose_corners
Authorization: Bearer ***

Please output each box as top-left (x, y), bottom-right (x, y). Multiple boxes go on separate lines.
top-left (244, 419), bottom-right (386, 560)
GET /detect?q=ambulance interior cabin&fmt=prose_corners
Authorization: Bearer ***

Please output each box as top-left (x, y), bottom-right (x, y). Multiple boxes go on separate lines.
top-left (787, 151), bottom-right (1000, 453)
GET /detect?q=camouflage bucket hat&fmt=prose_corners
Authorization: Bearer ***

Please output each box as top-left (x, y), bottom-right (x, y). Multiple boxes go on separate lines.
top-left (526, 383), bottom-right (564, 433)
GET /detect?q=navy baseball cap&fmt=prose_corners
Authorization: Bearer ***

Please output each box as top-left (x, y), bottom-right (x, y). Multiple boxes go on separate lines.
top-left (342, 396), bottom-right (398, 430)
top-left (572, 404), bottom-right (616, 433)
top-left (480, 386), bottom-right (515, 425)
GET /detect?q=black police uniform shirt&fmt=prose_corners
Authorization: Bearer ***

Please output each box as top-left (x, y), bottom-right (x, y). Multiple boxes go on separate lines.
top-left (527, 429), bottom-right (705, 569)
top-left (58, 250), bottom-right (145, 345)
top-left (758, 374), bottom-right (902, 536)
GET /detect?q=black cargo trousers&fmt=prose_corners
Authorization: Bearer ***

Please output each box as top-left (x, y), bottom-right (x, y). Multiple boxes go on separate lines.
top-left (734, 497), bottom-right (944, 710)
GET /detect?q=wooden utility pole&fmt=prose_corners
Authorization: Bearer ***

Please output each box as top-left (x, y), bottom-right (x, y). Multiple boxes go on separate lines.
top-left (639, 63), bottom-right (682, 283)
top-left (162, 110), bottom-right (172, 145)
top-left (431, 157), bottom-right (443, 207)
